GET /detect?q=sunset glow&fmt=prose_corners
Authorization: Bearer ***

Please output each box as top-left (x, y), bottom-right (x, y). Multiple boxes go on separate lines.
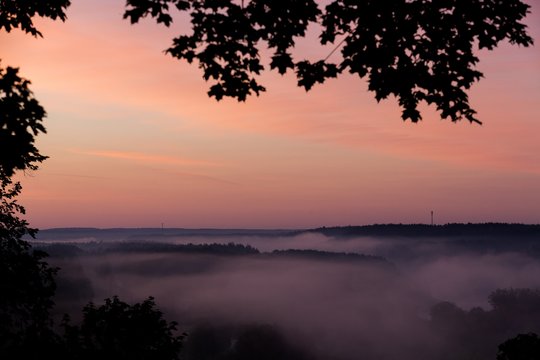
top-left (3, 0), bottom-right (540, 228)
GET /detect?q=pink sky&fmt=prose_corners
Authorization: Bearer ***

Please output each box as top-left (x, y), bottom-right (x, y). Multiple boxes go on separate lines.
top-left (2, 0), bottom-right (540, 228)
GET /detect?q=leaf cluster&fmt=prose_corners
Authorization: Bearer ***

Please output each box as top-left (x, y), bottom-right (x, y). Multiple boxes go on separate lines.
top-left (124, 0), bottom-right (322, 101)
top-left (0, 64), bottom-right (48, 176)
top-left (124, 0), bottom-right (533, 123)
top-left (0, 0), bottom-right (71, 37)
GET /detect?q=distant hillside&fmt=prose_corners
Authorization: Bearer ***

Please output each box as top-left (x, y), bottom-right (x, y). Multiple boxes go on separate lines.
top-left (306, 223), bottom-right (540, 238)
top-left (34, 223), bottom-right (540, 242)
top-left (32, 228), bottom-right (301, 242)
top-left (31, 223), bottom-right (540, 259)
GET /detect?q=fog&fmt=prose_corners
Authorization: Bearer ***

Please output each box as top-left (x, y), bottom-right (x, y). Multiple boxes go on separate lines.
top-left (35, 227), bottom-right (540, 360)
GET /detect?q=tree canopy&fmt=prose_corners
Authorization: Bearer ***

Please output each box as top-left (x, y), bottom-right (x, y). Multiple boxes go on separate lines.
top-left (497, 333), bottom-right (540, 360)
top-left (1, 0), bottom-right (534, 125)
top-left (0, 0), bottom-right (71, 37)
top-left (0, 64), bottom-right (48, 177)
top-left (123, 0), bottom-right (534, 123)
top-left (0, 174), bottom-right (58, 359)
top-left (61, 296), bottom-right (185, 360)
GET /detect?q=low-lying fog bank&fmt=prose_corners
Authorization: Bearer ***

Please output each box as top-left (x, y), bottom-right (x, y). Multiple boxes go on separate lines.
top-left (32, 225), bottom-right (540, 360)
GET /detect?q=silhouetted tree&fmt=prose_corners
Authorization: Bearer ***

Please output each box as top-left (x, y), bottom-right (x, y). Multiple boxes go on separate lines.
top-left (429, 289), bottom-right (540, 360)
top-left (0, 64), bottom-right (48, 177)
top-left (2, 1), bottom-right (535, 124)
top-left (124, 0), bottom-right (534, 123)
top-left (0, 60), bottom-right (54, 355)
top-left (1, 0), bottom-right (70, 174)
top-left (61, 296), bottom-right (185, 360)
top-left (497, 333), bottom-right (540, 360)
top-left (0, 49), bottom-right (55, 357)
top-left (0, 0), bottom-right (71, 37)
top-left (0, 56), bottom-right (60, 360)
top-left (0, 173), bottom-right (57, 358)
top-left (1, 11), bottom-right (184, 359)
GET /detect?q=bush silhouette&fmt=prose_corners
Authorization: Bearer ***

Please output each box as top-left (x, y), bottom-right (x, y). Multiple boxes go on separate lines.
top-left (61, 296), bottom-right (185, 360)
top-left (497, 333), bottom-right (540, 360)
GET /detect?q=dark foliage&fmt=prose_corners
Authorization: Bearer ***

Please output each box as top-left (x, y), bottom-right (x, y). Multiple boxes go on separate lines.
top-left (312, 223), bottom-right (540, 238)
top-left (1, 3), bottom-right (185, 359)
top-left (497, 333), bottom-right (540, 360)
top-left (124, 0), bottom-right (533, 123)
top-left (0, 64), bottom-right (48, 177)
top-left (1, 0), bottom-right (69, 176)
top-left (38, 240), bottom-right (392, 266)
top-left (0, 0), bottom-right (71, 37)
top-left (0, 173), bottom-right (58, 358)
top-left (61, 296), bottom-right (185, 360)
top-left (0, 54), bottom-right (55, 358)
top-left (430, 289), bottom-right (540, 360)
top-left (104, 241), bottom-right (260, 255)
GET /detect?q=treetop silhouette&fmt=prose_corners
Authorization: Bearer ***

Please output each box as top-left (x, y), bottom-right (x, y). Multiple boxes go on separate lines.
top-left (61, 296), bottom-right (185, 360)
top-left (497, 333), bottom-right (540, 360)
top-left (0, 0), bottom-right (71, 37)
top-left (0, 64), bottom-right (48, 177)
top-left (0, 164), bottom-right (57, 358)
top-left (124, 0), bottom-right (534, 123)
top-left (1, 0), bottom-right (534, 125)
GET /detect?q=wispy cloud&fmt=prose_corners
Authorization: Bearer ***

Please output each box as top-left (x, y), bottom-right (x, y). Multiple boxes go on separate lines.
top-left (47, 172), bottom-right (112, 179)
top-left (73, 149), bottom-right (223, 168)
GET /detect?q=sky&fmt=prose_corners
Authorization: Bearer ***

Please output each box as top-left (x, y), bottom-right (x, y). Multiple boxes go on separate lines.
top-left (2, 0), bottom-right (540, 229)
